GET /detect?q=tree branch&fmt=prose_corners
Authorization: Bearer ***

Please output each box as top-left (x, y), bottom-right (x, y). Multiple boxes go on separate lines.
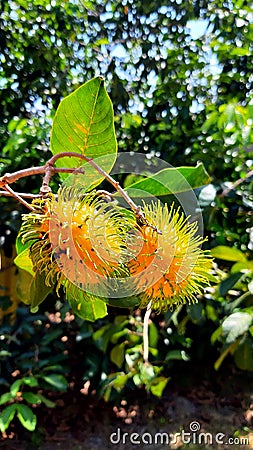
top-left (2, 185), bottom-right (35, 211)
top-left (221, 169), bottom-right (253, 197)
top-left (0, 191), bottom-right (41, 198)
top-left (0, 152), bottom-right (161, 233)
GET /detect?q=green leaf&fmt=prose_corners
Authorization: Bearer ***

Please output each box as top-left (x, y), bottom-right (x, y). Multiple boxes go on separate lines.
top-left (111, 373), bottom-right (130, 390)
top-left (0, 350), bottom-right (11, 357)
top-left (22, 392), bottom-right (41, 405)
top-left (15, 251), bottom-right (51, 307)
top-left (234, 338), bottom-right (253, 371)
top-left (16, 404), bottom-right (37, 431)
top-left (219, 272), bottom-right (243, 296)
top-left (206, 304), bottom-right (218, 322)
top-left (211, 246), bottom-right (247, 262)
top-left (231, 261), bottom-right (253, 274)
top-left (187, 303), bottom-right (203, 321)
top-left (150, 376), bottom-right (170, 397)
top-left (67, 291), bottom-right (108, 322)
top-left (10, 379), bottom-right (23, 396)
top-left (148, 347), bottom-right (158, 357)
top-left (41, 329), bottom-right (63, 346)
top-left (121, 112), bottom-right (142, 129)
top-left (39, 364), bottom-right (66, 373)
top-left (37, 394), bottom-right (55, 408)
top-left (110, 329), bottom-right (128, 344)
top-left (42, 374), bottom-right (68, 391)
top-left (202, 111), bottom-right (218, 133)
top-left (15, 233), bottom-right (35, 256)
top-left (139, 362), bottom-right (158, 383)
top-left (248, 280), bottom-right (253, 294)
top-left (50, 76), bottom-right (117, 189)
top-left (93, 324), bottom-right (115, 352)
top-left (230, 47), bottom-right (250, 57)
top-left (15, 269), bottom-right (34, 304)
top-left (14, 249), bottom-right (34, 276)
top-left (214, 340), bottom-right (240, 371)
top-left (0, 392), bottom-right (14, 405)
top-left (110, 342), bottom-right (125, 368)
top-left (29, 271), bottom-right (53, 310)
top-left (125, 163), bottom-right (210, 197)
top-left (222, 312), bottom-right (253, 343)
top-left (104, 372), bottom-right (132, 397)
top-left (211, 326), bottom-right (222, 344)
top-left (94, 38), bottom-right (109, 46)
top-left (22, 377), bottom-right (39, 387)
top-left (149, 322), bottom-right (159, 347)
top-left (83, 0), bottom-right (95, 10)
top-left (133, 373), bottom-right (142, 386)
top-left (165, 350), bottom-right (190, 361)
top-left (0, 404), bottom-right (17, 432)
top-left (105, 296), bottom-right (140, 309)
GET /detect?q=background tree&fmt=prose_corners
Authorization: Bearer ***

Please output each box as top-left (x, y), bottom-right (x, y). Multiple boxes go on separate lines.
top-left (1, 1), bottom-right (252, 178)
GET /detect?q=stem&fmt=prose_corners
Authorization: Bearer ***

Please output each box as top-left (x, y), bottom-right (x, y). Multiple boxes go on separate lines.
top-left (0, 191), bottom-right (41, 198)
top-left (221, 169), bottom-right (253, 197)
top-left (3, 185), bottom-right (36, 211)
top-left (0, 166), bottom-right (46, 186)
top-left (225, 290), bottom-right (251, 313)
top-left (143, 300), bottom-right (152, 364)
top-left (46, 152), bottom-right (145, 219)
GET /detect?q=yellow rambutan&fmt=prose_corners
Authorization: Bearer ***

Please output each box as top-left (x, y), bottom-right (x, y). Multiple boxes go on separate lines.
top-left (19, 187), bottom-right (135, 299)
top-left (128, 201), bottom-right (213, 312)
top-left (18, 189), bottom-right (212, 313)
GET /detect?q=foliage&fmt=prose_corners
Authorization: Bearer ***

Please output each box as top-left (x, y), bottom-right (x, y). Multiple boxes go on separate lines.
top-left (0, 304), bottom-right (201, 433)
top-left (0, 306), bottom-right (69, 433)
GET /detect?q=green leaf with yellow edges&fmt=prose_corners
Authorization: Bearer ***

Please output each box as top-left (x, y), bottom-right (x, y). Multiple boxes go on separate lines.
top-left (16, 404), bottom-right (37, 431)
top-left (14, 248), bottom-right (34, 276)
top-left (50, 76), bottom-right (117, 190)
top-left (0, 404), bottom-right (17, 432)
top-left (14, 254), bottom-right (53, 309)
top-left (211, 246), bottom-right (247, 262)
top-left (150, 376), bottom-right (170, 397)
top-left (110, 342), bottom-right (125, 368)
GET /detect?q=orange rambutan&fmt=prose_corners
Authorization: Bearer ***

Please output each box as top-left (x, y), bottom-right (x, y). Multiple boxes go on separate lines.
top-left (128, 201), bottom-right (213, 312)
top-left (19, 187), bottom-right (135, 300)
top-left (18, 189), bottom-right (212, 313)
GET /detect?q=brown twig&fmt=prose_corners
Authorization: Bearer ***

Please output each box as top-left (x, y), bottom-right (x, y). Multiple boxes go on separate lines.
top-left (43, 152), bottom-right (144, 214)
top-left (0, 191), bottom-right (41, 198)
top-left (221, 169), bottom-right (253, 197)
top-left (50, 152), bottom-right (161, 232)
top-left (0, 152), bottom-right (161, 233)
top-left (2, 185), bottom-right (36, 211)
top-left (0, 167), bottom-right (46, 186)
